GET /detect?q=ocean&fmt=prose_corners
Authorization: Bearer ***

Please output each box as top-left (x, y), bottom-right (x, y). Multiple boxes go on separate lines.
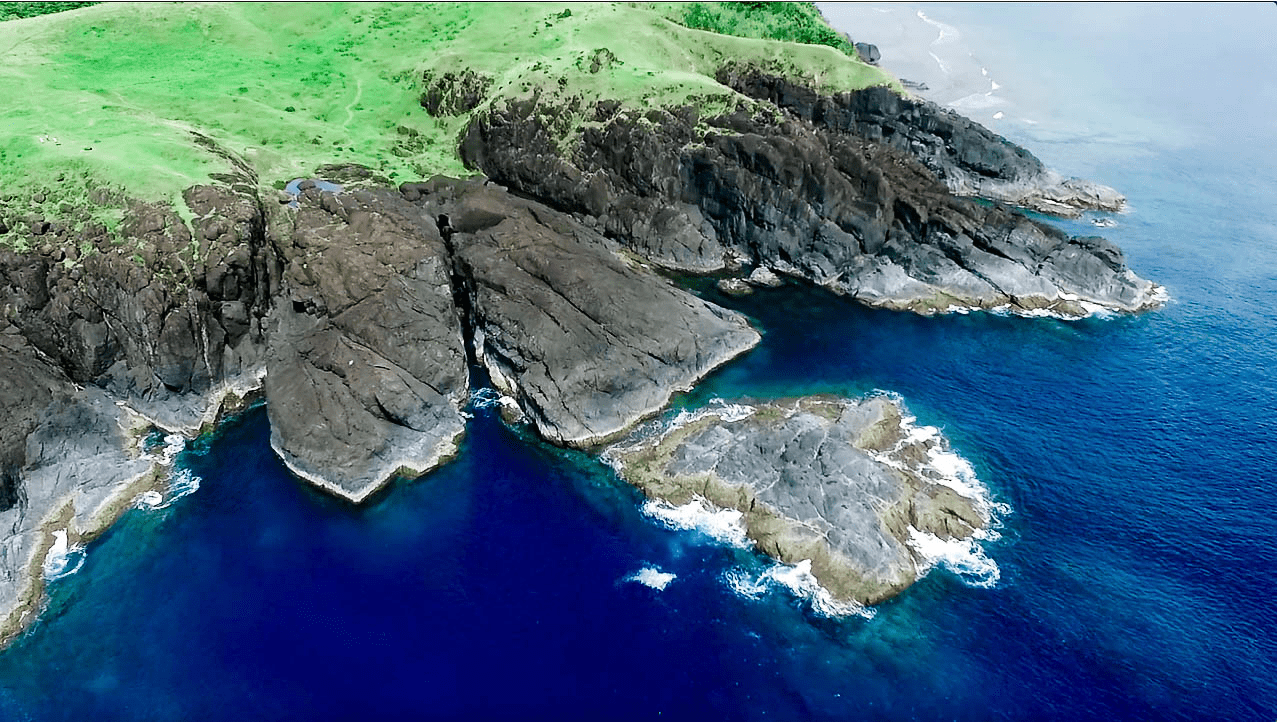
top-left (1, 4), bottom-right (1274, 720)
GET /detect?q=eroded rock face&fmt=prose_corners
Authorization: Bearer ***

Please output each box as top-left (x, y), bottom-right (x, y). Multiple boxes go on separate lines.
top-left (415, 179), bottom-right (761, 447)
top-left (608, 396), bottom-right (990, 604)
top-left (1, 182), bottom-right (271, 432)
top-left (263, 187), bottom-right (469, 501)
top-left (461, 71), bottom-right (1162, 317)
top-left (0, 67), bottom-right (1164, 631)
top-left (719, 72), bottom-right (1126, 216)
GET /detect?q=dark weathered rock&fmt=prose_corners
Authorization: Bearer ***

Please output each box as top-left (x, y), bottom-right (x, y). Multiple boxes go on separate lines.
top-left (461, 71), bottom-right (1161, 317)
top-left (417, 180), bottom-right (760, 446)
top-left (0, 64), bottom-right (1166, 633)
top-left (854, 42), bottom-right (880, 65)
top-left (0, 334), bottom-right (153, 637)
top-left (263, 187), bottom-right (469, 501)
top-left (718, 70), bottom-right (1125, 216)
top-left (608, 396), bottom-right (990, 605)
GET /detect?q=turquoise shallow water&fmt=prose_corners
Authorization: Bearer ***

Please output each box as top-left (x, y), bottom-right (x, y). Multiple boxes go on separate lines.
top-left (1, 4), bottom-right (1275, 720)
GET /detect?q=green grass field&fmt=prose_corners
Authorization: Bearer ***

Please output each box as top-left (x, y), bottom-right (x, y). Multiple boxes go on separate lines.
top-left (0, 2), bottom-right (893, 238)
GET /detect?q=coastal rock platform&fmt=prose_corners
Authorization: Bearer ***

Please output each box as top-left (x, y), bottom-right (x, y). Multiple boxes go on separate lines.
top-left (608, 396), bottom-right (991, 605)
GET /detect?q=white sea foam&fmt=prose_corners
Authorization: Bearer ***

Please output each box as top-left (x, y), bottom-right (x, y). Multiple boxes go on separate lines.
top-left (993, 111), bottom-right (1005, 120)
top-left (168, 467), bottom-right (201, 502)
top-left (665, 399), bottom-right (756, 430)
top-left (626, 567), bottom-right (677, 591)
top-left (470, 387), bottom-right (523, 418)
top-left (907, 527), bottom-right (1001, 588)
top-left (641, 497), bottom-right (750, 549)
top-left (469, 387), bottom-right (502, 409)
top-left (917, 10), bottom-right (959, 46)
top-left (723, 560), bottom-right (875, 619)
top-left (42, 530), bottom-right (85, 581)
top-left (135, 467), bottom-right (203, 511)
top-left (984, 299), bottom-right (1119, 321)
top-left (864, 396), bottom-right (991, 506)
top-left (928, 51), bottom-right (948, 75)
top-left (148, 433), bottom-right (185, 466)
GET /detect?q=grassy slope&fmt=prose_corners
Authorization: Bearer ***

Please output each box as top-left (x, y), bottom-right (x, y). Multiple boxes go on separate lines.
top-left (0, 2), bottom-right (893, 239)
top-left (648, 1), bottom-right (858, 56)
top-left (0, 2), bottom-right (97, 22)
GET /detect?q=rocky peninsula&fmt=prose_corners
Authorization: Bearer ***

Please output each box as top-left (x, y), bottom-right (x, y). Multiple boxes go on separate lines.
top-left (0, 2), bottom-right (1162, 641)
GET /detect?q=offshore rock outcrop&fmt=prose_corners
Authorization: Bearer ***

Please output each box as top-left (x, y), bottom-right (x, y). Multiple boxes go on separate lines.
top-left (608, 395), bottom-right (991, 605)
top-left (461, 70), bottom-right (1162, 317)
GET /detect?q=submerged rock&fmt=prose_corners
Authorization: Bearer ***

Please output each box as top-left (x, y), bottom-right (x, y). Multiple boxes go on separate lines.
top-left (608, 396), bottom-right (992, 605)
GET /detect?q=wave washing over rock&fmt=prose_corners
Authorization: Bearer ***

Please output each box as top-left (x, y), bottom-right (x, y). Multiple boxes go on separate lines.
top-left (608, 395), bottom-right (1004, 608)
top-left (639, 497), bottom-right (753, 550)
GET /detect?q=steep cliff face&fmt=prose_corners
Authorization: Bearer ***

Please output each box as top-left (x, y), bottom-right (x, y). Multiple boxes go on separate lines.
top-left (0, 173), bottom-right (769, 636)
top-left (0, 175), bottom-right (275, 638)
top-left (717, 70), bottom-right (1126, 216)
top-left (263, 186), bottom-right (470, 501)
top-left (461, 71), bottom-right (1161, 317)
top-left (1, 178), bottom-right (273, 434)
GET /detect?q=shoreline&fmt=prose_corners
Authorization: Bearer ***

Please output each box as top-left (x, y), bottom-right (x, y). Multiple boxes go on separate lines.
top-left (0, 371), bottom-right (267, 648)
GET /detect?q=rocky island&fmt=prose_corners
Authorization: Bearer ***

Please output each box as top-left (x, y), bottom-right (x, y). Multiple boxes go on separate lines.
top-left (608, 395), bottom-right (992, 605)
top-left (0, 2), bottom-right (1161, 641)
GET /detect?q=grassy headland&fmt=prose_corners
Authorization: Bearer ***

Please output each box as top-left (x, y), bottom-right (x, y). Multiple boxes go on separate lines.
top-left (0, 2), bottom-right (893, 246)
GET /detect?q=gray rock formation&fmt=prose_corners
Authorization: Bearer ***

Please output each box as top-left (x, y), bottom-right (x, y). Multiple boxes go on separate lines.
top-left (608, 396), bottom-right (990, 604)
top-left (721, 74), bottom-right (1126, 217)
top-left (264, 186), bottom-right (469, 501)
top-left (417, 179), bottom-right (760, 446)
top-left (0, 333), bottom-right (155, 640)
top-left (0, 172), bottom-right (765, 634)
top-left (854, 42), bottom-right (880, 65)
top-left (461, 69), bottom-right (1162, 317)
top-left (0, 63), bottom-right (1164, 635)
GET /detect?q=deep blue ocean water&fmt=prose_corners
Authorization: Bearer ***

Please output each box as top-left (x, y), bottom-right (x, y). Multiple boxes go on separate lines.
top-left (2, 5), bottom-right (1275, 721)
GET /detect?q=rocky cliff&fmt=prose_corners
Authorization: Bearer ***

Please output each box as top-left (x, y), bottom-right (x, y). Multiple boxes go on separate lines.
top-left (0, 66), bottom-right (1161, 637)
top-left (461, 70), bottom-right (1161, 317)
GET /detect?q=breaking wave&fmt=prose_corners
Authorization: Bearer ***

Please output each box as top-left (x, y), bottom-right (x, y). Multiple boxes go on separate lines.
top-left (625, 567), bottom-right (677, 591)
top-left (136, 468), bottom-right (203, 511)
top-left (42, 530), bottom-right (85, 581)
top-left (723, 559), bottom-right (875, 619)
top-left (640, 497), bottom-right (750, 549)
top-left (907, 527), bottom-right (1001, 588)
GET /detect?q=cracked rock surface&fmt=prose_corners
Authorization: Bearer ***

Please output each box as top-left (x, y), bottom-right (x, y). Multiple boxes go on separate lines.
top-left (418, 179), bottom-right (760, 447)
top-left (462, 71), bottom-right (1162, 317)
top-left (608, 396), bottom-right (989, 604)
